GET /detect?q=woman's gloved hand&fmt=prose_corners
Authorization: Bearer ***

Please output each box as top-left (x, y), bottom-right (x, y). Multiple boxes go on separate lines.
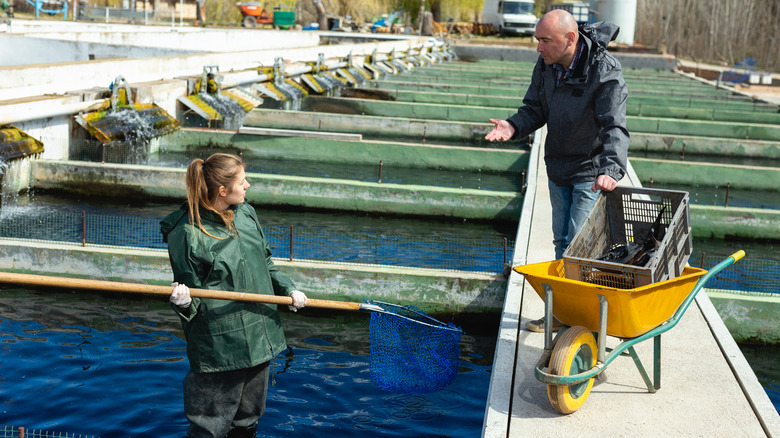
top-left (288, 290), bottom-right (307, 312)
top-left (170, 282), bottom-right (192, 308)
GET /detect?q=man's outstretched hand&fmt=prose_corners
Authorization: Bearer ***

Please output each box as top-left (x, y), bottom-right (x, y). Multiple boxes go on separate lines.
top-left (485, 118), bottom-right (516, 142)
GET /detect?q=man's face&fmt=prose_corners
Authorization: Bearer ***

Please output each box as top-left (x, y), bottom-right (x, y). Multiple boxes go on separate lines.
top-left (535, 20), bottom-right (572, 65)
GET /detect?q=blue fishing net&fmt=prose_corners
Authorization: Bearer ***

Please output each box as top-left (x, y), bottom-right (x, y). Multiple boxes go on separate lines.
top-left (367, 300), bottom-right (463, 394)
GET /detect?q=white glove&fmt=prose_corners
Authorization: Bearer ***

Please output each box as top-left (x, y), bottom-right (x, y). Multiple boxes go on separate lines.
top-left (288, 290), bottom-right (307, 312)
top-left (170, 282), bottom-right (192, 308)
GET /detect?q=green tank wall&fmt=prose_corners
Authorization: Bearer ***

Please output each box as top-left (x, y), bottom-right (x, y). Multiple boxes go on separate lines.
top-left (631, 158), bottom-right (780, 191)
top-left (164, 128), bottom-right (530, 173)
top-left (707, 290), bottom-right (780, 343)
top-left (29, 160), bottom-right (524, 222)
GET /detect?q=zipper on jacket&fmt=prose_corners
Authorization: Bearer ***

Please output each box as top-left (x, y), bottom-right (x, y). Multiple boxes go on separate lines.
top-left (261, 305), bottom-right (277, 387)
top-left (270, 344), bottom-right (277, 386)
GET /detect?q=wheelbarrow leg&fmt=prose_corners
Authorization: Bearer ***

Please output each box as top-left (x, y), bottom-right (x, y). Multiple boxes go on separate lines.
top-left (627, 345), bottom-right (658, 393)
top-left (541, 286), bottom-right (610, 365)
top-left (597, 294), bottom-right (608, 363)
top-left (654, 334), bottom-right (661, 390)
top-left (542, 283), bottom-right (554, 350)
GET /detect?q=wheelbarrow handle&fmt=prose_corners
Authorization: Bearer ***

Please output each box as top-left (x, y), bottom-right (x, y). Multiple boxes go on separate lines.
top-left (671, 250), bottom-right (745, 323)
top-left (729, 250), bottom-right (745, 262)
top-left (700, 250), bottom-right (745, 285)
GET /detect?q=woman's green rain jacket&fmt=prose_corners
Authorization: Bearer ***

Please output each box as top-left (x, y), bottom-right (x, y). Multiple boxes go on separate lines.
top-left (160, 201), bottom-right (296, 373)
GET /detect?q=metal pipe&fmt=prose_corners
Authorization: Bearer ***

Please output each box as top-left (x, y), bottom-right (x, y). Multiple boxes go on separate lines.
top-left (289, 225), bottom-right (293, 261)
top-left (0, 99), bottom-right (106, 125)
top-left (220, 61), bottom-right (349, 88)
top-left (220, 73), bottom-right (272, 88)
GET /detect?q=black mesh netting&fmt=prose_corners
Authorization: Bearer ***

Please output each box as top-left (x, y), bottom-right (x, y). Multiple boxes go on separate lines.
top-left (367, 301), bottom-right (463, 394)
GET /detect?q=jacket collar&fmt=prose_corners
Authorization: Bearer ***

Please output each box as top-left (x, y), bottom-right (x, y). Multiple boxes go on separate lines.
top-left (160, 202), bottom-right (241, 243)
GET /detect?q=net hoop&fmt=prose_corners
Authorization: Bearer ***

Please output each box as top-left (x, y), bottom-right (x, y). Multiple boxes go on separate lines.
top-left (366, 300), bottom-right (463, 394)
top-left (366, 300), bottom-right (462, 332)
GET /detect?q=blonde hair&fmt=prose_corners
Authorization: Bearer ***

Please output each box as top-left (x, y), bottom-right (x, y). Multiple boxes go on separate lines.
top-left (185, 153), bottom-right (245, 238)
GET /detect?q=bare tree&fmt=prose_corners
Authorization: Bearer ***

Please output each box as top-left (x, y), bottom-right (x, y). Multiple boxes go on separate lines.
top-left (635, 0), bottom-right (780, 72)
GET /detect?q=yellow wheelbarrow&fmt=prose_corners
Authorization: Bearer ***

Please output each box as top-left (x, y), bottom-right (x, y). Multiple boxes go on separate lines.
top-left (513, 250), bottom-right (744, 414)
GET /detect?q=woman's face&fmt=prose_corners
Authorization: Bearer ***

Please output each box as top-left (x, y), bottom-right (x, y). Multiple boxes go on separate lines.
top-left (219, 169), bottom-right (250, 208)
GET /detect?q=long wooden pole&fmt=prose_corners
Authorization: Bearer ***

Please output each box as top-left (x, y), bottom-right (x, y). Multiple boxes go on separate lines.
top-left (0, 271), bottom-right (368, 312)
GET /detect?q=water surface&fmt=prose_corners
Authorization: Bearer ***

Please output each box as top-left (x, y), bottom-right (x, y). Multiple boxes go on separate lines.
top-left (0, 289), bottom-right (496, 437)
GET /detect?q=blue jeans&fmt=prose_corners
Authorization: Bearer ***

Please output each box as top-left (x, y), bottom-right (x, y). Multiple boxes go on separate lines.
top-left (548, 180), bottom-right (600, 259)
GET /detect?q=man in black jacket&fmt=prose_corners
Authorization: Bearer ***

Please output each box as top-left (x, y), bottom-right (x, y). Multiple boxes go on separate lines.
top-left (486, 10), bottom-right (629, 332)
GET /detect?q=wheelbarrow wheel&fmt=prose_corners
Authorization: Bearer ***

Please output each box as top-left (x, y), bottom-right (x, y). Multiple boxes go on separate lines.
top-left (242, 15), bottom-right (256, 28)
top-left (547, 325), bottom-right (597, 414)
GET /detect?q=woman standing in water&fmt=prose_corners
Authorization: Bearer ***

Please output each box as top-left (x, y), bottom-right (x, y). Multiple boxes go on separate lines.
top-left (160, 153), bottom-right (307, 438)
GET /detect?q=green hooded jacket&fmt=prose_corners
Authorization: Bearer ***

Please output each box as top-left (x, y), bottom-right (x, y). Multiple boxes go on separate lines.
top-left (160, 201), bottom-right (295, 373)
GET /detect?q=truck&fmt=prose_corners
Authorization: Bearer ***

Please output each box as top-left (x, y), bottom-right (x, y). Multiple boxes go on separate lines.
top-left (482, 0), bottom-right (537, 36)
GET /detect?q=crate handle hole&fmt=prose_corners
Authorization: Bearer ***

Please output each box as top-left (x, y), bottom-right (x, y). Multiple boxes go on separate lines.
top-left (629, 194), bottom-right (662, 203)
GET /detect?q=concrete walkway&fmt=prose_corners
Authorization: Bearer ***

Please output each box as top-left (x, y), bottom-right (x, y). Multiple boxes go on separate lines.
top-left (482, 128), bottom-right (780, 437)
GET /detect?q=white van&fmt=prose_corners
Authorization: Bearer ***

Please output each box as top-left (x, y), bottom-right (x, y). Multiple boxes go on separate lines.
top-left (482, 0), bottom-right (537, 36)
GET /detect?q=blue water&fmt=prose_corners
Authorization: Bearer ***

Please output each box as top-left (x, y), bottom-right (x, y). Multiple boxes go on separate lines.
top-left (0, 289), bottom-right (495, 437)
top-left (737, 344), bottom-right (780, 417)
